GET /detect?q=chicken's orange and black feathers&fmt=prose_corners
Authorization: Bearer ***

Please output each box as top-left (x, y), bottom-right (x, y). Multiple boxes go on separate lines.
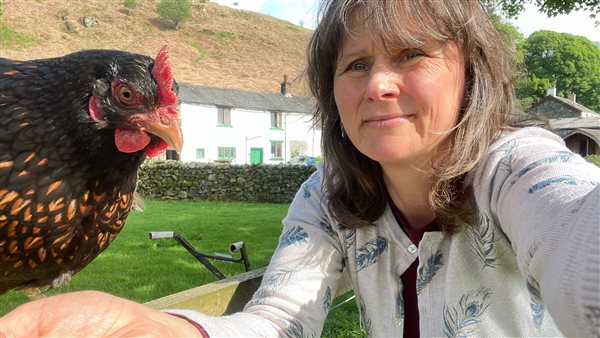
top-left (0, 48), bottom-right (182, 294)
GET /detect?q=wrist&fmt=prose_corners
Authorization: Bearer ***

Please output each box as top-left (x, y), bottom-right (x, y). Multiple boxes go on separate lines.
top-left (167, 312), bottom-right (210, 338)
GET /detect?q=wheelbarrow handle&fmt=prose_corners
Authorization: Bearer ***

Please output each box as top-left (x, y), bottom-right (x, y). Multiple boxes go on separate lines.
top-left (148, 231), bottom-right (175, 240)
top-left (229, 241), bottom-right (244, 253)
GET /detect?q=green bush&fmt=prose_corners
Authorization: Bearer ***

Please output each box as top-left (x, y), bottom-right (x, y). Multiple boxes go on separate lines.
top-left (585, 154), bottom-right (600, 167)
top-left (156, 0), bottom-right (191, 30)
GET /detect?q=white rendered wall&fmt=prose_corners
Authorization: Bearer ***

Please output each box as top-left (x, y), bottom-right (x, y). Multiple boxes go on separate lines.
top-left (180, 103), bottom-right (322, 164)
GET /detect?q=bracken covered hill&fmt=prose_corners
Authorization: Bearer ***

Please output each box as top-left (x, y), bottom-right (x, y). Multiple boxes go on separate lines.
top-left (1, 0), bottom-right (313, 94)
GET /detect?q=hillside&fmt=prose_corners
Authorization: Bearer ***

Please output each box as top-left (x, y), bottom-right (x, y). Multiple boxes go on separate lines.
top-left (0, 0), bottom-right (313, 94)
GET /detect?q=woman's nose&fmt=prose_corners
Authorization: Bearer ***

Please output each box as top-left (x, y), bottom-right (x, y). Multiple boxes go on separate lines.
top-left (365, 66), bottom-right (400, 101)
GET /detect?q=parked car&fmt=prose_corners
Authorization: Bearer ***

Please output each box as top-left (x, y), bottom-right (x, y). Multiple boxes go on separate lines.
top-left (289, 155), bottom-right (316, 166)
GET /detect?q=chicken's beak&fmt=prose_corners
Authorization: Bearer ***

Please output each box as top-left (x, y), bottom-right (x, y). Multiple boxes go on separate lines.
top-left (140, 109), bottom-right (183, 153)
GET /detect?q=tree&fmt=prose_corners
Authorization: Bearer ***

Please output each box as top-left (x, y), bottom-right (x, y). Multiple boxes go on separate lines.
top-left (522, 30), bottom-right (600, 111)
top-left (487, 13), bottom-right (535, 109)
top-left (489, 0), bottom-right (599, 21)
top-left (156, 0), bottom-right (191, 30)
top-left (488, 13), bottom-right (526, 63)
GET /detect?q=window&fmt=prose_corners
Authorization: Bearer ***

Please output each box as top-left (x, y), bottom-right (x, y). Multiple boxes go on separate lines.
top-left (271, 111), bottom-right (283, 129)
top-left (166, 150), bottom-right (179, 161)
top-left (218, 107), bottom-right (232, 126)
top-left (218, 147), bottom-right (236, 161)
top-left (196, 148), bottom-right (205, 159)
top-left (271, 141), bottom-right (283, 159)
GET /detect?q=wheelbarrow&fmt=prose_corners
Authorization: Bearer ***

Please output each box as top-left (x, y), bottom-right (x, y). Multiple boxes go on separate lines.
top-left (148, 231), bottom-right (251, 280)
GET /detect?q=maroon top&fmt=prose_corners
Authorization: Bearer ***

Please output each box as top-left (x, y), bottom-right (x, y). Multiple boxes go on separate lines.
top-left (389, 201), bottom-right (439, 338)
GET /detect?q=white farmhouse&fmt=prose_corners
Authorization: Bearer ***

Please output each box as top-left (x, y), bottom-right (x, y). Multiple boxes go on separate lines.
top-left (175, 83), bottom-right (321, 164)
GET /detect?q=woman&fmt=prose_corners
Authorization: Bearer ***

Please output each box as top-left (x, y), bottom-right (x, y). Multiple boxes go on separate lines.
top-left (2, 1), bottom-right (599, 337)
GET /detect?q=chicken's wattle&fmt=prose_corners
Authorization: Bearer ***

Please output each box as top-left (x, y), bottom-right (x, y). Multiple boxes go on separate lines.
top-left (114, 128), bottom-right (151, 153)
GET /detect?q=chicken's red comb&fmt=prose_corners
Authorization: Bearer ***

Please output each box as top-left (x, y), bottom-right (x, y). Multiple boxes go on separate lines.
top-left (152, 45), bottom-right (178, 115)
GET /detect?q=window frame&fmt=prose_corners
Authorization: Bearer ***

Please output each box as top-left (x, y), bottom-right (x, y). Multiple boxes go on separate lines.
top-left (195, 148), bottom-right (205, 159)
top-left (217, 146), bottom-right (236, 161)
top-left (270, 141), bottom-right (284, 160)
top-left (217, 106), bottom-right (232, 127)
top-left (270, 111), bottom-right (283, 129)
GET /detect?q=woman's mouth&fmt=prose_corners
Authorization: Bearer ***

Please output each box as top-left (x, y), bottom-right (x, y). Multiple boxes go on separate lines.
top-left (364, 114), bottom-right (415, 127)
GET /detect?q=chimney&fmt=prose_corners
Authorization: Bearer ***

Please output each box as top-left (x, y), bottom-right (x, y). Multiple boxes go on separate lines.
top-left (547, 87), bottom-right (557, 96)
top-left (280, 74), bottom-right (290, 96)
top-left (568, 92), bottom-right (576, 102)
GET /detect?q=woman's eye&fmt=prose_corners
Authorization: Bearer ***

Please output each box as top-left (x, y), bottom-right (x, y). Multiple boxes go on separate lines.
top-left (403, 50), bottom-right (424, 60)
top-left (349, 61), bottom-right (368, 71)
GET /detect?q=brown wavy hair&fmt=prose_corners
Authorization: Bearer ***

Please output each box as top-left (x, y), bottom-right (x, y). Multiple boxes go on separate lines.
top-left (307, 0), bottom-right (516, 233)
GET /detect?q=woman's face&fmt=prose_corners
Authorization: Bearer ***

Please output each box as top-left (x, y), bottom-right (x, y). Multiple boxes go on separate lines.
top-left (333, 21), bottom-right (465, 168)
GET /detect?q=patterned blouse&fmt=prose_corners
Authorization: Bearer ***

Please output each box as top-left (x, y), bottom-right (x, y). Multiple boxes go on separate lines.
top-left (170, 127), bottom-right (600, 337)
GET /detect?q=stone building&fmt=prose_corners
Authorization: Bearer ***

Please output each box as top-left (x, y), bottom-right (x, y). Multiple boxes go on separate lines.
top-left (528, 89), bottom-right (600, 156)
top-left (528, 89), bottom-right (598, 119)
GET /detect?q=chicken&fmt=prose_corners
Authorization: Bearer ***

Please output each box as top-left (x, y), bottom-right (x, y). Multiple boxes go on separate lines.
top-left (0, 46), bottom-right (183, 294)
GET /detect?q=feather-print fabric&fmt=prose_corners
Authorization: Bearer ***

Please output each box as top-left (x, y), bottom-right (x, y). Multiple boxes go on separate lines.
top-left (356, 236), bottom-right (388, 272)
top-left (443, 287), bottom-right (493, 338)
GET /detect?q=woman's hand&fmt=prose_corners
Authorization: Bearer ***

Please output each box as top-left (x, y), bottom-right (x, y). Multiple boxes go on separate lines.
top-left (0, 291), bottom-right (203, 337)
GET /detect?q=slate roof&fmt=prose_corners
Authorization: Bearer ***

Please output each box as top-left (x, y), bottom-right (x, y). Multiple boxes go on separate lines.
top-left (532, 95), bottom-right (599, 116)
top-left (550, 117), bottom-right (600, 129)
top-left (178, 83), bottom-right (315, 114)
top-left (550, 117), bottom-right (600, 145)
top-left (528, 95), bottom-right (600, 118)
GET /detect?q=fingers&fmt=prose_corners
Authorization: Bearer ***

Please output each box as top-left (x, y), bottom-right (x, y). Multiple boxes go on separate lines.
top-left (0, 297), bottom-right (44, 338)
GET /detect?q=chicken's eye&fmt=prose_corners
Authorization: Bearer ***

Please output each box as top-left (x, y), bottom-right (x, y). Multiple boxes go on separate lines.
top-left (115, 83), bottom-right (136, 105)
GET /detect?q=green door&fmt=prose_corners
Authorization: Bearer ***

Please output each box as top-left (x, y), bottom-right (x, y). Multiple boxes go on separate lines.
top-left (250, 148), bottom-right (263, 164)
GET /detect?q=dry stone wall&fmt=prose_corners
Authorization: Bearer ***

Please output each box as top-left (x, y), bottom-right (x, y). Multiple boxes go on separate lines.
top-left (137, 161), bottom-right (317, 203)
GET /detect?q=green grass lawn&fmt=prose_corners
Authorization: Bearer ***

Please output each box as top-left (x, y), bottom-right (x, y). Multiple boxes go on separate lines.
top-left (0, 200), bottom-right (362, 336)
